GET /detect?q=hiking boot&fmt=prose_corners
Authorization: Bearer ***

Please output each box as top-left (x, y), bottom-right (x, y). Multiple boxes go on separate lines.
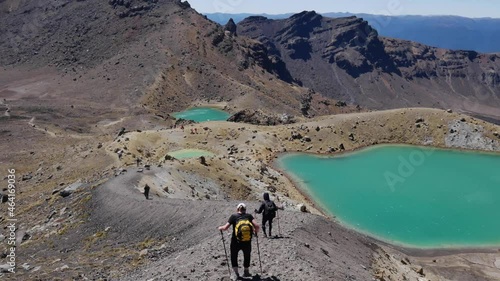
top-left (243, 269), bottom-right (252, 277)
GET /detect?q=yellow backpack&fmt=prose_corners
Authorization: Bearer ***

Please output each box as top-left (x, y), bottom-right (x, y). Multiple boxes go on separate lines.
top-left (235, 219), bottom-right (254, 242)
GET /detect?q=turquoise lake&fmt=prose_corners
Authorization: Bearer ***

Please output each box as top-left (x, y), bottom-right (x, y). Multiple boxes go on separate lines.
top-left (167, 149), bottom-right (214, 159)
top-left (277, 145), bottom-right (500, 248)
top-left (172, 107), bottom-right (230, 122)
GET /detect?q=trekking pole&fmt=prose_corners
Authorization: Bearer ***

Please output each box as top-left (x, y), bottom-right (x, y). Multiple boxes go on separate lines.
top-left (255, 233), bottom-right (263, 275)
top-left (276, 209), bottom-right (282, 237)
top-left (276, 197), bottom-right (282, 237)
top-left (220, 230), bottom-right (231, 277)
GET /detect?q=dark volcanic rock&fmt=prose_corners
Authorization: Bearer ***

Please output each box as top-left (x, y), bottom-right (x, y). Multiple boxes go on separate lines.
top-left (109, 0), bottom-right (158, 18)
top-left (228, 109), bottom-right (295, 126)
top-left (224, 18), bottom-right (237, 36)
top-left (275, 11), bottom-right (323, 61)
top-left (241, 40), bottom-right (295, 83)
top-left (237, 11), bottom-right (500, 121)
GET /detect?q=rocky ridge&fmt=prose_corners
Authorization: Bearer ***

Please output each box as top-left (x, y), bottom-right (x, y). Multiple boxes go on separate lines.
top-left (237, 11), bottom-right (500, 122)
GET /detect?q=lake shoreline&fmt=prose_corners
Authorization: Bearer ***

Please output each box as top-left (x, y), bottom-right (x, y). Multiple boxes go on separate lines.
top-left (272, 143), bottom-right (500, 254)
top-left (172, 106), bottom-right (231, 122)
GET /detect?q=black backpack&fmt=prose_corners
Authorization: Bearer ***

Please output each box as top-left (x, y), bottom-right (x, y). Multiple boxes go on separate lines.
top-left (263, 201), bottom-right (277, 218)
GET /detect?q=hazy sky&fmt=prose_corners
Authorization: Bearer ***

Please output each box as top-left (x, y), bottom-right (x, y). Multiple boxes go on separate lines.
top-left (186, 0), bottom-right (499, 18)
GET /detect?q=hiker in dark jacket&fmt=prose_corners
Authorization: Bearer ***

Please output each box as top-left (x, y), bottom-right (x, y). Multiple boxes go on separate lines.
top-left (218, 203), bottom-right (260, 280)
top-left (255, 193), bottom-right (283, 238)
top-left (144, 184), bottom-right (150, 200)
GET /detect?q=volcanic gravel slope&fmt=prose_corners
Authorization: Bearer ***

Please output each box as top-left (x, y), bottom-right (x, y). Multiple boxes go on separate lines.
top-left (89, 167), bottom-right (375, 281)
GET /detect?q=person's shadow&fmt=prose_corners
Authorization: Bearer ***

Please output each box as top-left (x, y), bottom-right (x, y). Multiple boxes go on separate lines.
top-left (241, 275), bottom-right (280, 281)
top-left (220, 274), bottom-right (280, 280)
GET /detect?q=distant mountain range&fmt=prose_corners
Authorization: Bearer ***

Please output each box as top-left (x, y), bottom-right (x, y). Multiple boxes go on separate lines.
top-left (235, 11), bottom-right (500, 122)
top-left (206, 12), bottom-right (500, 54)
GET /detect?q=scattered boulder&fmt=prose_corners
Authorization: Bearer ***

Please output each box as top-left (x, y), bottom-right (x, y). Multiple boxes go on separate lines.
top-left (227, 145), bottom-right (238, 155)
top-left (199, 156), bottom-right (207, 166)
top-left (139, 249), bottom-right (148, 257)
top-left (175, 118), bottom-right (195, 127)
top-left (0, 264), bottom-right (11, 273)
top-left (117, 127), bottom-right (126, 138)
top-left (21, 232), bottom-right (31, 242)
top-left (267, 185), bottom-right (277, 193)
top-left (58, 182), bottom-right (85, 198)
top-left (298, 204), bottom-right (308, 213)
top-left (320, 248), bottom-right (330, 256)
top-left (21, 263), bottom-right (31, 270)
top-left (348, 133), bottom-right (355, 141)
top-left (165, 155), bottom-right (176, 161)
top-left (59, 190), bottom-right (72, 198)
top-left (339, 143), bottom-right (345, 150)
top-left (259, 163), bottom-right (268, 175)
top-left (56, 264), bottom-right (69, 271)
top-left (291, 131), bottom-right (303, 140)
top-left (0, 193), bottom-right (8, 203)
top-left (335, 101), bottom-right (347, 107)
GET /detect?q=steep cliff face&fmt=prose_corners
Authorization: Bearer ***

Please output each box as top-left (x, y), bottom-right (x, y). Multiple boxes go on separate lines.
top-left (238, 11), bottom-right (500, 122)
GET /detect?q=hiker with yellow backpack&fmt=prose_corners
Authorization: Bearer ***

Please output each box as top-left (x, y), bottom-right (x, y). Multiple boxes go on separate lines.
top-left (218, 203), bottom-right (260, 280)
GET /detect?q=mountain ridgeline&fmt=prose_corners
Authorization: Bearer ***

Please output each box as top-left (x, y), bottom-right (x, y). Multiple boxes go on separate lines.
top-left (207, 12), bottom-right (500, 54)
top-left (236, 11), bottom-right (500, 122)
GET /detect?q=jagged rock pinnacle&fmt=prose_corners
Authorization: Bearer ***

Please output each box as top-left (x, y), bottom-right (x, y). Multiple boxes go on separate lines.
top-left (224, 18), bottom-right (237, 36)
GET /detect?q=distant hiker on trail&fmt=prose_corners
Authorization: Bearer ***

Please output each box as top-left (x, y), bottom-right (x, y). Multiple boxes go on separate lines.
top-left (255, 192), bottom-right (283, 238)
top-left (144, 184), bottom-right (150, 200)
top-left (218, 203), bottom-right (260, 280)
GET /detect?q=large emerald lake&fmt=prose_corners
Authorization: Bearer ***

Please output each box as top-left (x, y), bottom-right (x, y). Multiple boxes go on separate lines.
top-left (172, 107), bottom-right (230, 122)
top-left (277, 145), bottom-right (500, 248)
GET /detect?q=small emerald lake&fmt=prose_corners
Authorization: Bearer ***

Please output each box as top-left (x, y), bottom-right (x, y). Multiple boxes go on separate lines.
top-left (277, 145), bottom-right (500, 248)
top-left (172, 107), bottom-right (230, 122)
top-left (167, 149), bottom-right (214, 159)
